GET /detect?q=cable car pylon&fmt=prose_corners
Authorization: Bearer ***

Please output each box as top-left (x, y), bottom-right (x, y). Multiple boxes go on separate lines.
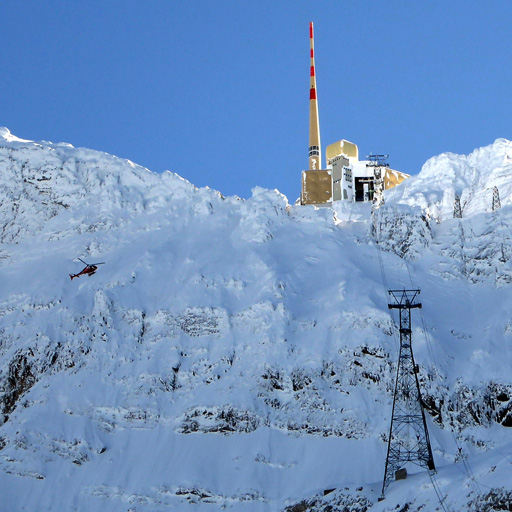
top-left (380, 289), bottom-right (436, 499)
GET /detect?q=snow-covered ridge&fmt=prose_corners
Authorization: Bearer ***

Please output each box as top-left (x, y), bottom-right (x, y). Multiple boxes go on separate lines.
top-left (0, 127), bottom-right (33, 144)
top-left (0, 126), bottom-right (225, 244)
top-left (1, 130), bottom-right (512, 511)
top-left (392, 138), bottom-right (512, 221)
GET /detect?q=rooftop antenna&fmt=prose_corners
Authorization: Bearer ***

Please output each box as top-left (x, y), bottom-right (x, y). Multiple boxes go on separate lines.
top-left (367, 154), bottom-right (389, 168)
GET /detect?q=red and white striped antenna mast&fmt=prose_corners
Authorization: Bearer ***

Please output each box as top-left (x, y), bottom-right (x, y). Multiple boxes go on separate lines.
top-left (308, 22), bottom-right (321, 170)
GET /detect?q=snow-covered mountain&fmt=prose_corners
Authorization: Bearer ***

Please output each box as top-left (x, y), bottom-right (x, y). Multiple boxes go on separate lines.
top-left (1, 127), bottom-right (511, 511)
top-left (389, 138), bottom-right (512, 221)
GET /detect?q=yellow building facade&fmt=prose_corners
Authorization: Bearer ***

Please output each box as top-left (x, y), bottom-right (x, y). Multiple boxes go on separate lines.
top-left (301, 140), bottom-right (410, 206)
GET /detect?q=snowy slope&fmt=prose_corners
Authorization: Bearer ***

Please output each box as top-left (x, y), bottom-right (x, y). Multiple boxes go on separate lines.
top-left (0, 128), bottom-right (511, 512)
top-left (390, 138), bottom-right (512, 221)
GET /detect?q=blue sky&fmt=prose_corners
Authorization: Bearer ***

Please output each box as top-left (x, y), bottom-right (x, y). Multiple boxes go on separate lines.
top-left (2, 1), bottom-right (511, 201)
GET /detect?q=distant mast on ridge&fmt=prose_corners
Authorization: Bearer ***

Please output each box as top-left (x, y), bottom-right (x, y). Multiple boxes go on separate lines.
top-left (308, 22), bottom-right (321, 170)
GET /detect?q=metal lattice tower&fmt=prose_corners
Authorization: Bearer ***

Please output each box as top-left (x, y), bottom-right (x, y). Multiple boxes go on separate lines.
top-left (492, 186), bottom-right (501, 212)
top-left (381, 290), bottom-right (435, 498)
top-left (453, 194), bottom-right (462, 219)
top-left (367, 154), bottom-right (389, 208)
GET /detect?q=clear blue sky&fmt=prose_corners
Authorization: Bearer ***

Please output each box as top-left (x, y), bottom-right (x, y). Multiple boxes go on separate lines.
top-left (2, 1), bottom-right (511, 201)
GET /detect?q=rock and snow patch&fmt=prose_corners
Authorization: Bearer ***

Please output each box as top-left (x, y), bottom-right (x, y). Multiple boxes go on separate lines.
top-left (373, 204), bottom-right (431, 260)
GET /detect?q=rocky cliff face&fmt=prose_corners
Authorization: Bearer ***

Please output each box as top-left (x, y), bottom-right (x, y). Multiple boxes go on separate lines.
top-left (1, 128), bottom-right (512, 511)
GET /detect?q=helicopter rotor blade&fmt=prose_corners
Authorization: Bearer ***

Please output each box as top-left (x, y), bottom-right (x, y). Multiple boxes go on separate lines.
top-left (89, 262), bottom-right (106, 266)
top-left (78, 258), bottom-right (88, 265)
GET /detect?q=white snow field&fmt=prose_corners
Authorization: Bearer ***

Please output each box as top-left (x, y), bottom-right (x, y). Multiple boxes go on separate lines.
top-left (0, 127), bottom-right (511, 511)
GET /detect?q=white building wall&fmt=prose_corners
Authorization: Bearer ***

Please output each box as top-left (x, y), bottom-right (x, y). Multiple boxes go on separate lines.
top-left (330, 155), bottom-right (353, 202)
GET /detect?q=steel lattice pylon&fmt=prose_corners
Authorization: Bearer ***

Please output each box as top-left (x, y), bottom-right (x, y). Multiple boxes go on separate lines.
top-left (492, 186), bottom-right (501, 212)
top-left (367, 154), bottom-right (388, 209)
top-left (453, 194), bottom-right (462, 218)
top-left (381, 290), bottom-right (435, 498)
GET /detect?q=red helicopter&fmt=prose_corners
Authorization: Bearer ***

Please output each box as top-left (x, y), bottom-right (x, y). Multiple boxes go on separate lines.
top-left (69, 258), bottom-right (105, 280)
